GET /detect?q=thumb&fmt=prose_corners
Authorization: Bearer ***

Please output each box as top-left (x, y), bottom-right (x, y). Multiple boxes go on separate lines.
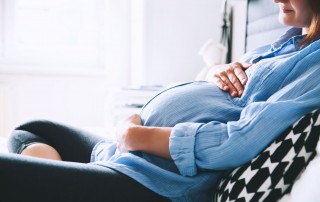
top-left (241, 63), bottom-right (252, 69)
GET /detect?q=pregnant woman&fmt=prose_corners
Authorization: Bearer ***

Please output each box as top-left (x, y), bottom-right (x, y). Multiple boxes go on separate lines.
top-left (1, 0), bottom-right (320, 201)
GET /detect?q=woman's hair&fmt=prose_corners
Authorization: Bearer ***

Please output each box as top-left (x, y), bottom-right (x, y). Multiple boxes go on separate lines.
top-left (302, 0), bottom-right (320, 45)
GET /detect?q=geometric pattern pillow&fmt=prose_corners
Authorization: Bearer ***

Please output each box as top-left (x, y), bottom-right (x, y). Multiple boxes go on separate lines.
top-left (213, 109), bottom-right (320, 202)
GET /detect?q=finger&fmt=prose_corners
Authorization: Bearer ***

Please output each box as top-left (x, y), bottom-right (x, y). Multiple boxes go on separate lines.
top-left (226, 70), bottom-right (244, 96)
top-left (219, 73), bottom-right (238, 97)
top-left (131, 114), bottom-right (142, 125)
top-left (213, 75), bottom-right (230, 91)
top-left (126, 114), bottom-right (142, 125)
top-left (241, 63), bottom-right (252, 69)
top-left (233, 65), bottom-right (248, 86)
top-left (117, 142), bottom-right (122, 152)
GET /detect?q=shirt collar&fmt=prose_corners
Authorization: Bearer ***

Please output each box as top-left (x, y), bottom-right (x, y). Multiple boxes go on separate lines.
top-left (271, 27), bottom-right (303, 50)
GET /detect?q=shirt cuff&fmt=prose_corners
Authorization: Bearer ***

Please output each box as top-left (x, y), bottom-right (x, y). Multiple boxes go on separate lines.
top-left (169, 122), bottom-right (203, 176)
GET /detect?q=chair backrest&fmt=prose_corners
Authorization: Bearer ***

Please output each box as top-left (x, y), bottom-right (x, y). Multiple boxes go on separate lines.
top-left (245, 0), bottom-right (288, 52)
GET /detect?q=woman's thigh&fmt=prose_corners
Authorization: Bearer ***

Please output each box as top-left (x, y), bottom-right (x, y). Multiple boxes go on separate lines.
top-left (0, 153), bottom-right (169, 202)
top-left (8, 120), bottom-right (106, 163)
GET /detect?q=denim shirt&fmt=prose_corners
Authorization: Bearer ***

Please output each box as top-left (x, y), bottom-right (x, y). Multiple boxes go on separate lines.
top-left (91, 28), bottom-right (320, 202)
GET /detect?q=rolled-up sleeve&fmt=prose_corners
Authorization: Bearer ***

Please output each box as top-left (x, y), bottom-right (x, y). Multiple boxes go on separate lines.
top-left (169, 90), bottom-right (320, 176)
top-left (170, 122), bottom-right (227, 176)
top-left (169, 122), bottom-right (203, 176)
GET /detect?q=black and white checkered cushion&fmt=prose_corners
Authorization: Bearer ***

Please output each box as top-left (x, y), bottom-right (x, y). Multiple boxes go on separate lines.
top-left (214, 109), bottom-right (320, 202)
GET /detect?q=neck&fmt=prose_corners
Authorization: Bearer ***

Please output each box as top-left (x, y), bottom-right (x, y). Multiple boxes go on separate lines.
top-left (302, 27), bottom-right (309, 35)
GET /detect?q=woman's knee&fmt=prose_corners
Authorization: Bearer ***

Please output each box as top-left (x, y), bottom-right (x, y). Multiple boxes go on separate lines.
top-left (8, 120), bottom-right (51, 154)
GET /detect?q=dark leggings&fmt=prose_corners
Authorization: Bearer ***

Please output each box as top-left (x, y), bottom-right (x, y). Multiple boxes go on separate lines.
top-left (1, 120), bottom-right (169, 202)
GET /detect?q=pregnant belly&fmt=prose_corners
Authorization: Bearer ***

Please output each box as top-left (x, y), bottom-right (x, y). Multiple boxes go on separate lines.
top-left (140, 81), bottom-right (242, 127)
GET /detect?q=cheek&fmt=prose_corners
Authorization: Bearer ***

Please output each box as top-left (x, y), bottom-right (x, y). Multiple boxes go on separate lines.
top-left (297, 9), bottom-right (312, 27)
top-left (293, 2), bottom-right (313, 26)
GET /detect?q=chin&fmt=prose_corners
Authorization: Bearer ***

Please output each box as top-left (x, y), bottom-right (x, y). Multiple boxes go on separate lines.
top-left (278, 16), bottom-right (298, 27)
top-left (278, 16), bottom-right (291, 26)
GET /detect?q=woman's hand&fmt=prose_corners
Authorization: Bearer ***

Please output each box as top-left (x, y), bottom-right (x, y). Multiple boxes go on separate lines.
top-left (206, 62), bottom-right (252, 97)
top-left (117, 114), bottom-right (142, 153)
top-left (116, 114), bottom-right (172, 159)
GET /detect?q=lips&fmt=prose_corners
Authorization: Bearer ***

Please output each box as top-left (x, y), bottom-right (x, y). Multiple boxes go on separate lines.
top-left (281, 7), bottom-right (294, 13)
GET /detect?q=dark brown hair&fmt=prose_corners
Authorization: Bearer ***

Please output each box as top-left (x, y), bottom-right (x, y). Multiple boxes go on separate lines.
top-left (301, 0), bottom-right (320, 45)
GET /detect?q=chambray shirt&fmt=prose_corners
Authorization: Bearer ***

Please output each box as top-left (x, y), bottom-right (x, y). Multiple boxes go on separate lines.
top-left (91, 28), bottom-right (320, 202)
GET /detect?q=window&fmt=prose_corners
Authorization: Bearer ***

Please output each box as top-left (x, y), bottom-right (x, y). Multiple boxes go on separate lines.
top-left (0, 0), bottom-right (106, 70)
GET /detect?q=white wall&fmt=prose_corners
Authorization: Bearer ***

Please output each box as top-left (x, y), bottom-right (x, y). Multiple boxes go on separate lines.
top-left (0, 84), bottom-right (9, 137)
top-left (0, 73), bottom-right (108, 138)
top-left (143, 0), bottom-right (224, 85)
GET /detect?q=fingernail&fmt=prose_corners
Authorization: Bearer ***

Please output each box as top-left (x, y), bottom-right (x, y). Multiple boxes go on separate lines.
top-left (231, 92), bottom-right (237, 97)
top-left (238, 91), bottom-right (242, 96)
